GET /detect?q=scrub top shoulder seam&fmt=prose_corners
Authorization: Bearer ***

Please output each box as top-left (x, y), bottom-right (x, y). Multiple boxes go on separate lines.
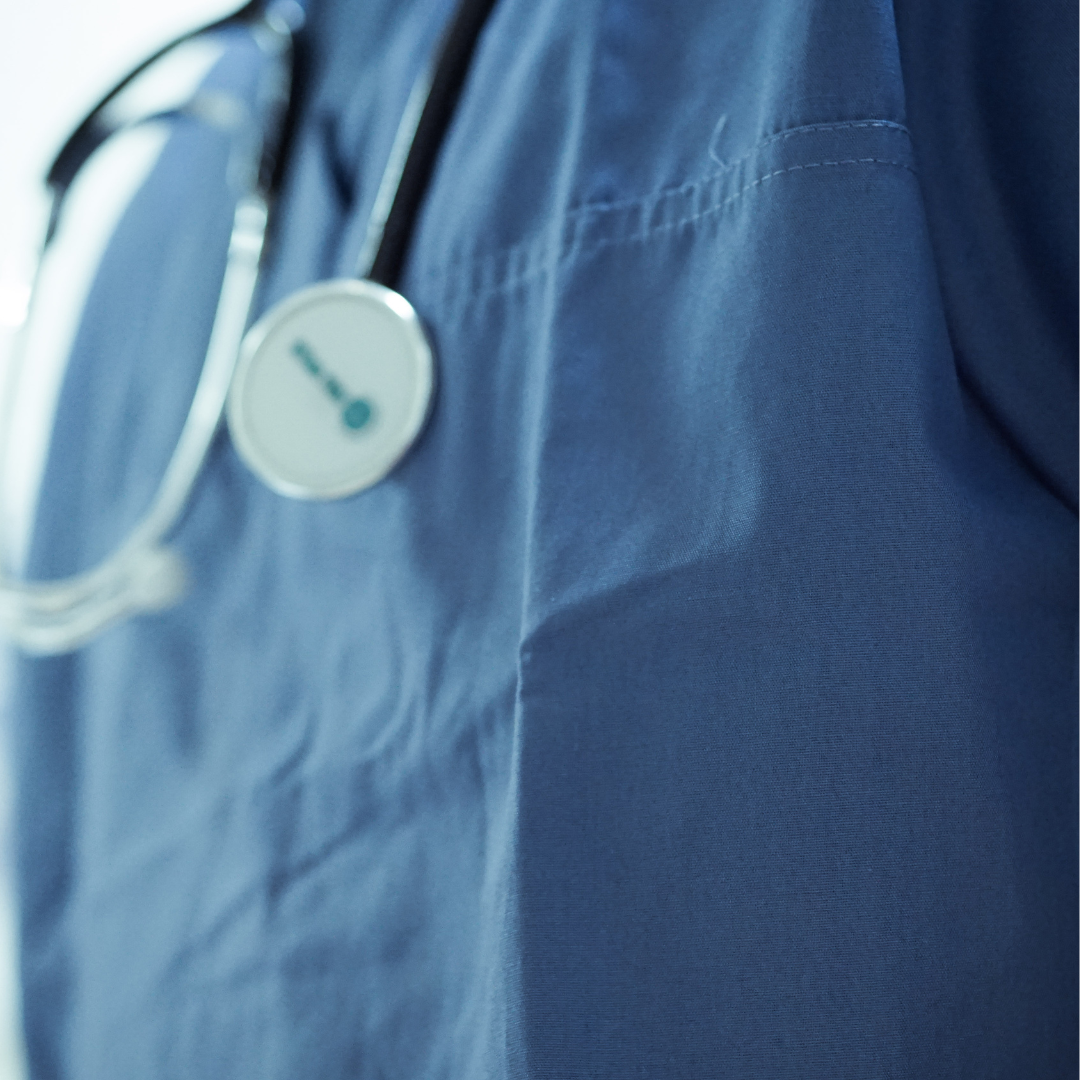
top-left (410, 118), bottom-right (917, 305)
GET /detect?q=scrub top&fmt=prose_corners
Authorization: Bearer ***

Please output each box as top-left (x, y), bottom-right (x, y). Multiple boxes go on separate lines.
top-left (14, 0), bottom-right (1077, 1077)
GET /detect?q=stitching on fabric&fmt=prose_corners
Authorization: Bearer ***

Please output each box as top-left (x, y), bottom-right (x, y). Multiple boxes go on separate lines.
top-left (707, 119), bottom-right (909, 170)
top-left (563, 119), bottom-right (912, 220)
top-left (419, 125), bottom-right (917, 295)
top-left (434, 155), bottom-right (918, 303)
top-left (566, 157), bottom-right (920, 265)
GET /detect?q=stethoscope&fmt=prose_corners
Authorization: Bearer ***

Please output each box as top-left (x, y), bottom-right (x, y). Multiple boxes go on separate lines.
top-left (0, 0), bottom-right (497, 655)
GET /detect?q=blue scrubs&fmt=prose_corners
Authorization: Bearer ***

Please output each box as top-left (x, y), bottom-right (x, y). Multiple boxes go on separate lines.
top-left (15, 0), bottom-right (1077, 1076)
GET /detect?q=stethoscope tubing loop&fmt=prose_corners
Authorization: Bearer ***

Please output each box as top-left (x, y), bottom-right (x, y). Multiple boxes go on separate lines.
top-left (0, 192), bottom-right (266, 649)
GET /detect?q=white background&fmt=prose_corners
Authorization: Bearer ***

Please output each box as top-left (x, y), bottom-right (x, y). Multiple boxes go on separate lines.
top-left (0, 2), bottom-right (237, 1074)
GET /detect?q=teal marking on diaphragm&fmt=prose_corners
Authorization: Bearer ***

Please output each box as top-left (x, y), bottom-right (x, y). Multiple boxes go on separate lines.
top-left (342, 399), bottom-right (373, 430)
top-left (291, 341), bottom-right (374, 433)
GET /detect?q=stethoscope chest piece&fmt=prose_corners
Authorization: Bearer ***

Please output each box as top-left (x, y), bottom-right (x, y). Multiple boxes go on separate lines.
top-left (227, 279), bottom-right (434, 499)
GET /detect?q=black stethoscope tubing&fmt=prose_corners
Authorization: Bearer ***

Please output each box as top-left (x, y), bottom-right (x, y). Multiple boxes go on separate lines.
top-left (366, 0), bottom-right (500, 289)
top-left (44, 0), bottom-right (500, 291)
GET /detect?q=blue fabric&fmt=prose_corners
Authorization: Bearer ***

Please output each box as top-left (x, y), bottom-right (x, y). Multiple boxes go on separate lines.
top-left (15, 0), bottom-right (1077, 1077)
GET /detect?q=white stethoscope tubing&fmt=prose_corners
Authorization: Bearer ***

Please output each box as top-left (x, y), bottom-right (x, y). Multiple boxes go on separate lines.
top-left (0, 9), bottom-right (290, 654)
top-left (0, 195), bottom-right (268, 654)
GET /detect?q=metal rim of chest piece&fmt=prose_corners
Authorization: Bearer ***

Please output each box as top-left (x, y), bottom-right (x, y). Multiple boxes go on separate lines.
top-left (227, 278), bottom-right (435, 500)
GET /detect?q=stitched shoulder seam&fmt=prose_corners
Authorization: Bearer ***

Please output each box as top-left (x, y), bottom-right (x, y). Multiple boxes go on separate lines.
top-left (439, 156), bottom-right (918, 302)
top-left (568, 119), bottom-right (912, 220)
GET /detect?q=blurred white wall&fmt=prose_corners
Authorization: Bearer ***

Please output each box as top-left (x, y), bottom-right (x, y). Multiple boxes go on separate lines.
top-left (0, 3), bottom-right (237, 1076)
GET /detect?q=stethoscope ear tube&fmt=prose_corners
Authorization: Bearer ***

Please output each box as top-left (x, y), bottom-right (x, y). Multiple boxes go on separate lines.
top-left (0, 194), bottom-right (268, 654)
top-left (0, 0), bottom-right (291, 648)
top-left (0, 5), bottom-right (300, 654)
top-left (0, 546), bottom-right (188, 656)
top-left (44, 1), bottom-right (270, 240)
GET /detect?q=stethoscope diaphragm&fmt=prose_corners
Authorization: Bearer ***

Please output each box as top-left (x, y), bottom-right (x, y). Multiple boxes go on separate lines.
top-left (227, 279), bottom-right (434, 499)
